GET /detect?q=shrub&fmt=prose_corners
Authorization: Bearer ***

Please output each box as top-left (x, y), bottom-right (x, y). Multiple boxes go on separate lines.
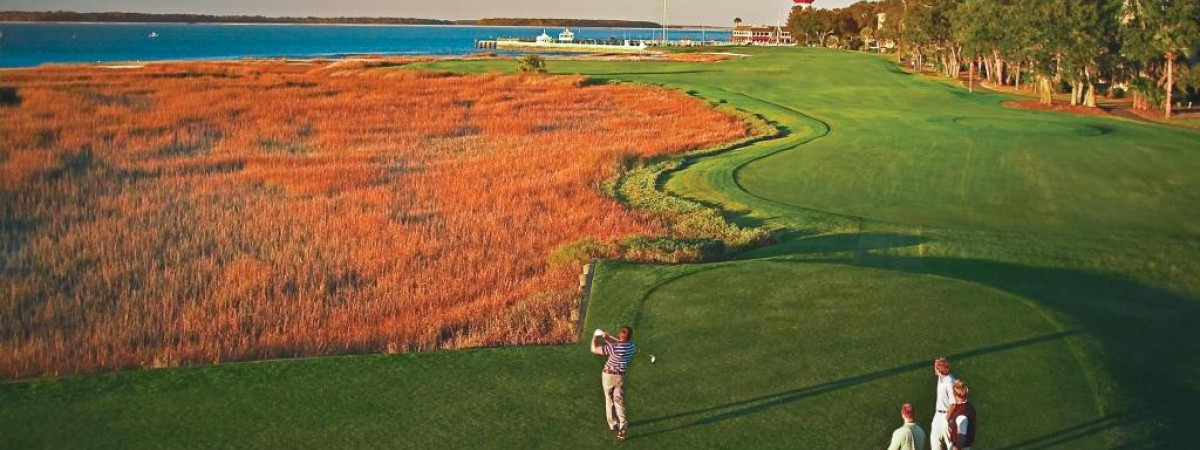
top-left (616, 236), bottom-right (725, 263)
top-left (517, 54), bottom-right (548, 74)
top-left (548, 238), bottom-right (616, 268)
top-left (0, 86), bottom-right (19, 106)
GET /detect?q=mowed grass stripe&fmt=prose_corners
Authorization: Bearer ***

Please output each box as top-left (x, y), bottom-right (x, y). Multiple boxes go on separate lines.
top-left (723, 52), bottom-right (1200, 234)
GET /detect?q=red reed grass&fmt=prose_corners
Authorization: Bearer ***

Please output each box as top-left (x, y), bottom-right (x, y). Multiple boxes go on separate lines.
top-left (0, 60), bottom-right (749, 378)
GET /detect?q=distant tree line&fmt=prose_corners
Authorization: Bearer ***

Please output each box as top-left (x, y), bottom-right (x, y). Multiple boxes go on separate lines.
top-left (0, 11), bottom-right (454, 25)
top-left (0, 11), bottom-right (666, 29)
top-left (789, 0), bottom-right (1200, 118)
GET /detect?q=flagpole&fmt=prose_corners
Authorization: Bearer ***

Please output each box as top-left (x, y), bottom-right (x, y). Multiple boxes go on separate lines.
top-left (777, 3), bottom-right (785, 45)
top-left (662, 0), bottom-right (669, 42)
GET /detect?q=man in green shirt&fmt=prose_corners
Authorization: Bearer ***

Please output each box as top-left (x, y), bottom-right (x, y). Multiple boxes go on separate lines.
top-left (888, 403), bottom-right (928, 450)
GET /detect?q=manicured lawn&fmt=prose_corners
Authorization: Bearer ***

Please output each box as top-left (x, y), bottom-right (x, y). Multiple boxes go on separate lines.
top-left (0, 261), bottom-right (1101, 449)
top-left (3, 48), bottom-right (1198, 449)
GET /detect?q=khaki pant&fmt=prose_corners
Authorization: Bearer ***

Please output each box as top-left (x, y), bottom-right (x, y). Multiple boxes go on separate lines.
top-left (931, 414), bottom-right (951, 450)
top-left (602, 372), bottom-right (627, 430)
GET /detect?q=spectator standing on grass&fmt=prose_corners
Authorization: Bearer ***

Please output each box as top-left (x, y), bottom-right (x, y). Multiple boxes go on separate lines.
top-left (947, 380), bottom-right (976, 450)
top-left (591, 326), bottom-right (636, 441)
top-left (930, 357), bottom-right (957, 450)
top-left (887, 403), bottom-right (928, 450)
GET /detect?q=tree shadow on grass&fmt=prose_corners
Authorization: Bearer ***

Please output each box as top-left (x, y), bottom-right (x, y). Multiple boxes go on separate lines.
top-left (994, 410), bottom-right (1149, 450)
top-left (836, 254), bottom-right (1200, 448)
top-left (629, 330), bottom-right (1082, 440)
top-left (624, 229), bottom-right (1199, 446)
top-left (737, 231), bottom-right (925, 260)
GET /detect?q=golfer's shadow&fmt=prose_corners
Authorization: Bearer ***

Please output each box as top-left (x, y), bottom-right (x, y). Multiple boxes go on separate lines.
top-left (627, 330), bottom-right (1080, 440)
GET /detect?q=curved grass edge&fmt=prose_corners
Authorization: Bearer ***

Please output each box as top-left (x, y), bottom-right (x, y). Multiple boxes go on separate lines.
top-left (547, 92), bottom-right (790, 269)
top-left (578, 69), bottom-right (1115, 430)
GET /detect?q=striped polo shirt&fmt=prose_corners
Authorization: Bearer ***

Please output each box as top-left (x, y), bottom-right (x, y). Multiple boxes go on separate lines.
top-left (603, 341), bottom-right (636, 375)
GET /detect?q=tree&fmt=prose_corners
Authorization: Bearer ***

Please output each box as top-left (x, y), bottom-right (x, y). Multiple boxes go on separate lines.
top-left (1123, 0), bottom-right (1200, 118)
top-left (789, 8), bottom-right (823, 46)
top-left (786, 0), bottom-right (1198, 114)
top-left (904, 0), bottom-right (961, 76)
top-left (953, 0), bottom-right (1002, 91)
top-left (1058, 0), bottom-right (1120, 107)
top-left (875, 0), bottom-right (908, 49)
top-left (860, 25), bottom-right (877, 51)
top-left (1014, 0), bottom-right (1071, 104)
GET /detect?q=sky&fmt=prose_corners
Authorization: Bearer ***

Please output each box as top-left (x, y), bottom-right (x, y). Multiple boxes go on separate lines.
top-left (1, 0), bottom-right (863, 27)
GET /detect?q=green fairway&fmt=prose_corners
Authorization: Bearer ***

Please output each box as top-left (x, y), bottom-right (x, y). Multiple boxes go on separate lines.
top-left (728, 58), bottom-right (1200, 235)
top-left (3, 48), bottom-right (1199, 449)
top-left (0, 261), bottom-right (1103, 449)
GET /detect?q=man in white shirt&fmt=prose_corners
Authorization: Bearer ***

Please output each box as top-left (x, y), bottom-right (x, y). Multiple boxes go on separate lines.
top-left (930, 357), bottom-right (956, 450)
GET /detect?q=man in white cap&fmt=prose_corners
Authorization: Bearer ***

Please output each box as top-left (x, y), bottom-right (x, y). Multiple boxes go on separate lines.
top-left (591, 326), bottom-right (636, 441)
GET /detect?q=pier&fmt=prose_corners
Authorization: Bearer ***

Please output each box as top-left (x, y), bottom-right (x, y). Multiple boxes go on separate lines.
top-left (476, 28), bottom-right (728, 54)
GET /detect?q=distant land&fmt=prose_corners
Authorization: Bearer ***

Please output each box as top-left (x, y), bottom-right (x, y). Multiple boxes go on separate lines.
top-left (0, 11), bottom-right (453, 25)
top-left (0, 11), bottom-right (683, 29)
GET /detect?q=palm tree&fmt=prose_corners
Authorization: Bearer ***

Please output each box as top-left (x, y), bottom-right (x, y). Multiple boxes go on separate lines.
top-left (1123, 0), bottom-right (1200, 118)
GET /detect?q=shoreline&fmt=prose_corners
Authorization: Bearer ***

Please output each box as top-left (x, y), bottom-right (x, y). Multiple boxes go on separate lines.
top-left (0, 53), bottom-right (466, 71)
top-left (0, 21), bottom-right (732, 31)
top-left (1, 50), bottom-right (722, 71)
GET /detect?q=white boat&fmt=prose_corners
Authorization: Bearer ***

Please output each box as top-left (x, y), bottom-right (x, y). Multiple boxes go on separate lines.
top-left (148, 31), bottom-right (159, 38)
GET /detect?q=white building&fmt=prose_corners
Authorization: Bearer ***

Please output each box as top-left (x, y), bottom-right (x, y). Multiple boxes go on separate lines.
top-left (732, 19), bottom-right (793, 45)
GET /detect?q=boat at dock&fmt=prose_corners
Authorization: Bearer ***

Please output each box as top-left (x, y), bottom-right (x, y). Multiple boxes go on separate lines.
top-left (477, 28), bottom-right (722, 54)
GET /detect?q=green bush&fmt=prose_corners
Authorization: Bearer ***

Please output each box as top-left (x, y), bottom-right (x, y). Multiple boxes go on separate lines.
top-left (517, 54), bottom-right (547, 74)
top-left (1130, 77), bottom-right (1163, 107)
top-left (617, 236), bottom-right (725, 263)
top-left (0, 87), bottom-right (19, 107)
top-left (548, 237), bottom-right (615, 268)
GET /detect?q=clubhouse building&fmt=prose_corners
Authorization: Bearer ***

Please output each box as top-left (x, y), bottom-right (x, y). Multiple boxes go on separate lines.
top-left (731, 18), bottom-right (794, 45)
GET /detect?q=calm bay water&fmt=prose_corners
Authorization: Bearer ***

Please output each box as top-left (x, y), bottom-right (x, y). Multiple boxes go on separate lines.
top-left (0, 23), bottom-right (731, 68)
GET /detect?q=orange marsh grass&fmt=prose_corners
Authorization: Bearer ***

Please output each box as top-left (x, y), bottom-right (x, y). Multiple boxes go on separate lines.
top-left (0, 60), bottom-right (750, 378)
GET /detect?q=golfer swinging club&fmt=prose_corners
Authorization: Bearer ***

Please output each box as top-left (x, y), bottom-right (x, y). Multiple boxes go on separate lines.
top-left (592, 326), bottom-right (636, 441)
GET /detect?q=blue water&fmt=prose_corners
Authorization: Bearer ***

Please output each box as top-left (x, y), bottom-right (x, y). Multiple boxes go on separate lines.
top-left (0, 23), bottom-right (731, 68)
